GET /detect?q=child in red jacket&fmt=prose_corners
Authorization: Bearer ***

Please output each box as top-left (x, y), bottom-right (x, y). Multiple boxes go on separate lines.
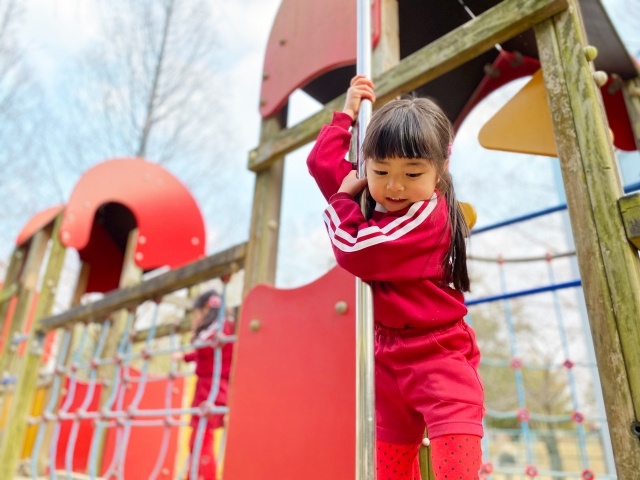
top-left (175, 290), bottom-right (234, 480)
top-left (307, 76), bottom-right (483, 480)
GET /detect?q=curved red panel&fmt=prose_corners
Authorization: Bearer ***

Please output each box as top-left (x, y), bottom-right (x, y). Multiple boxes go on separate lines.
top-left (16, 205), bottom-right (65, 246)
top-left (60, 158), bottom-right (205, 273)
top-left (601, 78), bottom-right (636, 151)
top-left (225, 266), bottom-right (356, 478)
top-left (259, 0), bottom-right (380, 118)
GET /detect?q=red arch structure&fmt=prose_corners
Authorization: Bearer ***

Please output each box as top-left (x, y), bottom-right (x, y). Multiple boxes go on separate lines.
top-left (57, 158), bottom-right (205, 293)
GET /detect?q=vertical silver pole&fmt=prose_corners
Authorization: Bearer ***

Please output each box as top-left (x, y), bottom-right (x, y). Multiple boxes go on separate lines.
top-left (356, 1), bottom-right (376, 479)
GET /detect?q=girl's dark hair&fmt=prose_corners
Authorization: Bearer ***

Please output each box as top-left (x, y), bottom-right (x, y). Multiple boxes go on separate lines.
top-left (362, 97), bottom-right (470, 292)
top-left (192, 290), bottom-right (222, 338)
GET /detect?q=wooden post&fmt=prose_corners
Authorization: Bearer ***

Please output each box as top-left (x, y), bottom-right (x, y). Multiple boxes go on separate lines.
top-left (534, 4), bottom-right (640, 474)
top-left (0, 247), bottom-right (27, 331)
top-left (94, 228), bottom-right (143, 472)
top-left (0, 229), bottom-right (51, 384)
top-left (243, 108), bottom-right (288, 299)
top-left (0, 213), bottom-right (66, 478)
top-left (36, 261), bottom-right (90, 474)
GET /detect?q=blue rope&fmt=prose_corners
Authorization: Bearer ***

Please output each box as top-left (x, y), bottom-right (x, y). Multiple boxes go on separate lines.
top-left (114, 302), bottom-right (161, 480)
top-left (546, 262), bottom-right (590, 469)
top-left (50, 325), bottom-right (89, 480)
top-left (471, 181), bottom-right (640, 235)
top-left (87, 311), bottom-right (135, 479)
top-left (498, 263), bottom-right (533, 466)
top-left (465, 280), bottom-right (581, 306)
top-left (64, 322), bottom-right (111, 478)
top-left (29, 330), bottom-right (72, 479)
top-left (149, 309), bottom-right (180, 480)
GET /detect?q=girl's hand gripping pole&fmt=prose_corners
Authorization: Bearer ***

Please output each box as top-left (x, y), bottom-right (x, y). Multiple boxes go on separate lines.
top-left (355, 1), bottom-right (376, 479)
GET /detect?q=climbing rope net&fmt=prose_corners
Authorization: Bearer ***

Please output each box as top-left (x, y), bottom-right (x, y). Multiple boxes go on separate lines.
top-left (463, 192), bottom-right (635, 479)
top-left (8, 273), bottom-right (235, 480)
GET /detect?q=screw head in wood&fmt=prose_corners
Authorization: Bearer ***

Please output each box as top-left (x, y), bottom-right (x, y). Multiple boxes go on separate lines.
top-left (250, 319), bottom-right (261, 332)
top-left (583, 45), bottom-right (598, 62)
top-left (334, 301), bottom-right (348, 315)
top-left (592, 71), bottom-right (608, 87)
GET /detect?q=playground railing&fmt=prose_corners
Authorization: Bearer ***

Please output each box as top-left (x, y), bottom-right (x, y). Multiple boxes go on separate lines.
top-left (0, 240), bottom-right (246, 479)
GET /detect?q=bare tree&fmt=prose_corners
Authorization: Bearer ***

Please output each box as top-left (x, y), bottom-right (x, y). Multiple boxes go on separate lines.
top-left (63, 0), bottom-right (229, 169)
top-left (0, 1), bottom-right (59, 255)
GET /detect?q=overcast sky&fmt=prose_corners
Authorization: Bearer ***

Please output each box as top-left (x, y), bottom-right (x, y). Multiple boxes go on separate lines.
top-left (5, 0), bottom-right (640, 291)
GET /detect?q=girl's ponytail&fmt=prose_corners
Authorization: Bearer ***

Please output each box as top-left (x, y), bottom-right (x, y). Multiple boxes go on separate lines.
top-left (439, 169), bottom-right (470, 292)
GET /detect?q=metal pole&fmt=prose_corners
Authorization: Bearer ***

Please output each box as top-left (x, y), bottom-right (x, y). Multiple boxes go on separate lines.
top-left (356, 1), bottom-right (376, 479)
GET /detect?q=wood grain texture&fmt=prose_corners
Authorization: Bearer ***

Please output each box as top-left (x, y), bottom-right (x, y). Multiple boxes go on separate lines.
top-left (243, 113), bottom-right (287, 299)
top-left (535, 13), bottom-right (640, 475)
top-left (552, 0), bottom-right (640, 424)
top-left (248, 0), bottom-right (568, 172)
top-left (0, 229), bottom-right (50, 379)
top-left (39, 242), bottom-right (247, 331)
top-left (0, 214), bottom-right (67, 479)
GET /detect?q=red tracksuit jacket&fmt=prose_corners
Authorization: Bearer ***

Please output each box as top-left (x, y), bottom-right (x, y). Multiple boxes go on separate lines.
top-left (307, 111), bottom-right (467, 329)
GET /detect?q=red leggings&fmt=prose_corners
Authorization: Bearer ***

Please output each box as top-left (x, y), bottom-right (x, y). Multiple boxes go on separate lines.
top-left (376, 435), bottom-right (482, 480)
top-left (188, 427), bottom-right (217, 480)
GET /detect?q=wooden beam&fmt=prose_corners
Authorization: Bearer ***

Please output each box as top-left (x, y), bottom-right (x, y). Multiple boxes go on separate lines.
top-left (247, 0), bottom-right (568, 173)
top-left (619, 191), bottom-right (640, 249)
top-left (535, 8), bottom-right (640, 475)
top-left (0, 214), bottom-right (67, 479)
top-left (39, 242), bottom-right (247, 332)
top-left (36, 261), bottom-right (90, 474)
top-left (243, 111), bottom-right (287, 299)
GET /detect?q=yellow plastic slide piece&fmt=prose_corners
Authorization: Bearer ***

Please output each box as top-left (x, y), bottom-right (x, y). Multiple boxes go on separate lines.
top-left (459, 202), bottom-right (477, 230)
top-left (478, 70), bottom-right (557, 157)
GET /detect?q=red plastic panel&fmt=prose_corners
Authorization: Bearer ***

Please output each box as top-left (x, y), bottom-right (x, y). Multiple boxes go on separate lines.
top-left (454, 51), bottom-right (540, 131)
top-left (15, 205), bottom-right (64, 246)
top-left (60, 158), bottom-right (206, 292)
top-left (100, 368), bottom-right (183, 479)
top-left (55, 378), bottom-right (102, 472)
top-left (224, 266), bottom-right (356, 479)
top-left (601, 78), bottom-right (636, 151)
top-left (259, 0), bottom-right (380, 117)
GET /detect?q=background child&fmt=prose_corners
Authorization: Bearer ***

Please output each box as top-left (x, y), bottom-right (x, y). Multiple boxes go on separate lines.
top-left (174, 290), bottom-right (234, 480)
top-left (307, 75), bottom-right (484, 480)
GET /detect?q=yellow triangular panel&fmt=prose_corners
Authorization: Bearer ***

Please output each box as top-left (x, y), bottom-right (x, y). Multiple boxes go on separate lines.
top-left (459, 202), bottom-right (477, 230)
top-left (478, 69), bottom-right (557, 157)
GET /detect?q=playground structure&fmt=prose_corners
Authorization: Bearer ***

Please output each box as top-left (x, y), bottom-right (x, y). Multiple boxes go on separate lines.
top-left (0, 0), bottom-right (639, 479)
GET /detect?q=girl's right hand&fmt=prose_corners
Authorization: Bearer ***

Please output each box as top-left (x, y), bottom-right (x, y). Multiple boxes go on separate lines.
top-left (343, 75), bottom-right (375, 120)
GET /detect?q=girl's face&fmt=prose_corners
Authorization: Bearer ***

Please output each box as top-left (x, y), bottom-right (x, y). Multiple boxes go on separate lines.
top-left (366, 157), bottom-right (443, 212)
top-left (190, 306), bottom-right (209, 333)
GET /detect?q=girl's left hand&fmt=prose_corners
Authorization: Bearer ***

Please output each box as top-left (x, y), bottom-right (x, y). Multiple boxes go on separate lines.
top-left (338, 170), bottom-right (368, 197)
top-left (172, 352), bottom-right (184, 362)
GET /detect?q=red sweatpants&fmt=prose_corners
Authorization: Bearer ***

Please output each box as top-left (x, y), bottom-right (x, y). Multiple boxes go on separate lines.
top-left (376, 435), bottom-right (482, 480)
top-left (188, 427), bottom-right (216, 480)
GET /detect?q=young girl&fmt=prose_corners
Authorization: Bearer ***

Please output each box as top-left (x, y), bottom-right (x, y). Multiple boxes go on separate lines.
top-left (307, 75), bottom-right (483, 480)
top-left (175, 290), bottom-right (234, 480)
